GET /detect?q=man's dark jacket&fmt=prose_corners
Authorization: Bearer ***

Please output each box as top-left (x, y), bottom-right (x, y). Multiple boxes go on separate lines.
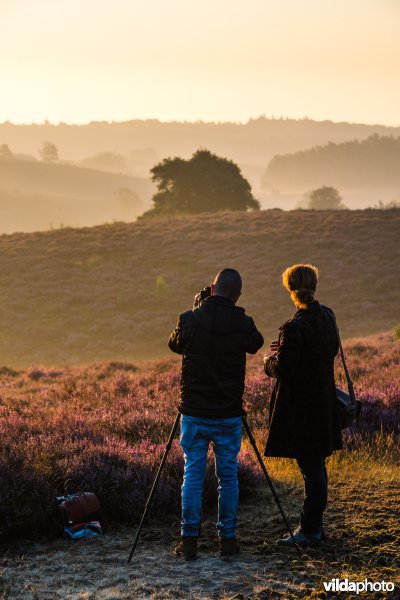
top-left (168, 295), bottom-right (264, 418)
top-left (264, 301), bottom-right (342, 458)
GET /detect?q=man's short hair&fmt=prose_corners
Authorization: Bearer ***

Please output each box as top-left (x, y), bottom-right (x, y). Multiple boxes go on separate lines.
top-left (213, 268), bottom-right (242, 300)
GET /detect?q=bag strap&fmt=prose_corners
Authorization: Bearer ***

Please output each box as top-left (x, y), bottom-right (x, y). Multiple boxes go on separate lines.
top-left (64, 478), bottom-right (84, 497)
top-left (323, 307), bottom-right (357, 405)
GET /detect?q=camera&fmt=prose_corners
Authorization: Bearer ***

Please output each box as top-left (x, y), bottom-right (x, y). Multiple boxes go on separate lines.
top-left (198, 286), bottom-right (211, 302)
top-left (193, 286), bottom-right (211, 308)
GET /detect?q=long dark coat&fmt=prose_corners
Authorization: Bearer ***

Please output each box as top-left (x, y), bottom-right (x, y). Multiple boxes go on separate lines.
top-left (264, 301), bottom-right (342, 458)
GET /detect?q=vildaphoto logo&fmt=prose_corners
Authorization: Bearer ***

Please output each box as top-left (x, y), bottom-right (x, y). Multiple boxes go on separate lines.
top-left (323, 578), bottom-right (395, 595)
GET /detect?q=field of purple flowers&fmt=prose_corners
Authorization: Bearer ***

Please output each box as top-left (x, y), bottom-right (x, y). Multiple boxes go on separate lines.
top-left (0, 331), bottom-right (399, 542)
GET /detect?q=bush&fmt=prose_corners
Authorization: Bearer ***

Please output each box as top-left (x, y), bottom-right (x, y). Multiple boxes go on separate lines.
top-left (0, 332), bottom-right (399, 541)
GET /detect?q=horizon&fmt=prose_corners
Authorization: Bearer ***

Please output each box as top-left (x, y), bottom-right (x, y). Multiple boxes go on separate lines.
top-left (1, 0), bottom-right (399, 126)
top-left (2, 114), bottom-right (400, 128)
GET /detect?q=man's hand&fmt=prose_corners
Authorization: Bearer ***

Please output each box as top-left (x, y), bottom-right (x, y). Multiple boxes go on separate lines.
top-left (193, 286), bottom-right (212, 309)
top-left (193, 291), bottom-right (202, 309)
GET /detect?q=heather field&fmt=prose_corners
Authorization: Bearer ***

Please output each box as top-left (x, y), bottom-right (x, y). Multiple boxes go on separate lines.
top-left (1, 331), bottom-right (399, 598)
top-left (0, 209), bottom-right (399, 367)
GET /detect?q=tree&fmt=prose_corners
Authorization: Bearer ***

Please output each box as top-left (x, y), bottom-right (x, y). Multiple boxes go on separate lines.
top-left (372, 199), bottom-right (400, 210)
top-left (142, 149), bottom-right (259, 217)
top-left (40, 141), bottom-right (59, 162)
top-left (114, 187), bottom-right (142, 220)
top-left (0, 144), bottom-right (13, 159)
top-left (80, 152), bottom-right (127, 173)
top-left (304, 186), bottom-right (346, 210)
top-left (262, 135), bottom-right (400, 192)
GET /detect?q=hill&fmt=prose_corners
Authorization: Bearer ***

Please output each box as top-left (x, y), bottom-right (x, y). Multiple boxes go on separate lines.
top-left (0, 189), bottom-right (143, 234)
top-left (0, 209), bottom-right (398, 367)
top-left (0, 158), bottom-right (154, 232)
top-left (2, 117), bottom-right (400, 206)
top-left (263, 134), bottom-right (400, 193)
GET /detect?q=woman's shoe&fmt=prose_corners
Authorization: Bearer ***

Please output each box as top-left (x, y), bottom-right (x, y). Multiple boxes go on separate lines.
top-left (277, 527), bottom-right (322, 548)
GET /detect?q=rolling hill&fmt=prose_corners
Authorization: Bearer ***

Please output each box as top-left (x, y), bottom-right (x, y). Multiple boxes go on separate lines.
top-left (2, 117), bottom-right (400, 207)
top-left (263, 134), bottom-right (400, 193)
top-left (0, 209), bottom-right (398, 367)
top-left (0, 157), bottom-right (155, 233)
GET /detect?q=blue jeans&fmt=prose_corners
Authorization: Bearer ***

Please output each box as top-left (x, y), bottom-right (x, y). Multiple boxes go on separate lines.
top-left (180, 415), bottom-right (242, 538)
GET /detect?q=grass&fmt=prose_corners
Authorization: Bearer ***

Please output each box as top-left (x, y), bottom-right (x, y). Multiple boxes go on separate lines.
top-left (0, 209), bottom-right (399, 367)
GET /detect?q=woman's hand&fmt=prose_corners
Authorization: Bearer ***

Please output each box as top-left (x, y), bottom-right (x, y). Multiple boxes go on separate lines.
top-left (264, 340), bottom-right (279, 362)
top-left (269, 340), bottom-right (279, 353)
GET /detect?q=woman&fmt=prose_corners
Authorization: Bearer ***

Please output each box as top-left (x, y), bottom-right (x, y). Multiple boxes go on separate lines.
top-left (264, 263), bottom-right (342, 547)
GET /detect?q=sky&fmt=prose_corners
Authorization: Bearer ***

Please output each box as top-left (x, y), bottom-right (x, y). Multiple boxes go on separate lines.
top-left (0, 0), bottom-right (399, 125)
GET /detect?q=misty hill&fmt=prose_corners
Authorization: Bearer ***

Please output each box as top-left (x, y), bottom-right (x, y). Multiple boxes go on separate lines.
top-left (263, 135), bottom-right (400, 193)
top-left (0, 158), bottom-right (154, 233)
top-left (77, 148), bottom-right (158, 178)
top-left (0, 157), bottom-right (153, 200)
top-left (2, 117), bottom-right (400, 203)
top-left (0, 189), bottom-right (144, 234)
top-left (0, 209), bottom-right (398, 367)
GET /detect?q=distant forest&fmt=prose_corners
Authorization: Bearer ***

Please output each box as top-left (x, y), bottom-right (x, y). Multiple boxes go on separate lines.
top-left (2, 117), bottom-right (400, 189)
top-left (1, 118), bottom-right (400, 228)
top-left (263, 135), bottom-right (400, 192)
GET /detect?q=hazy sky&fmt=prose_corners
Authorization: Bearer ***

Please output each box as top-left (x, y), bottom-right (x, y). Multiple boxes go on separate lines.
top-left (1, 0), bottom-right (399, 125)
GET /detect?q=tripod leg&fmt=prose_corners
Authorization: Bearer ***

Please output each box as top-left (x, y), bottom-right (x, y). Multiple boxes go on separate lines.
top-left (242, 415), bottom-right (301, 554)
top-left (127, 412), bottom-right (181, 563)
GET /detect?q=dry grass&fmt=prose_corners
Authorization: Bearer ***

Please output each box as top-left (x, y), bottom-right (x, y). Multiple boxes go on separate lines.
top-left (1, 465), bottom-right (398, 599)
top-left (0, 209), bottom-right (398, 367)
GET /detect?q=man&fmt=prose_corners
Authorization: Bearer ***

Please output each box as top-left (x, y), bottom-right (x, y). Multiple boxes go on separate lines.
top-left (168, 268), bottom-right (264, 560)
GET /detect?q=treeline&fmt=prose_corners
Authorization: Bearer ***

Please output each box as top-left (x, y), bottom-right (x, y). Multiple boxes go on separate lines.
top-left (263, 135), bottom-right (400, 192)
top-left (2, 119), bottom-right (400, 177)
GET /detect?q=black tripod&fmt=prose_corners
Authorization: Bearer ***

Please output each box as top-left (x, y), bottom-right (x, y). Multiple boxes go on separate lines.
top-left (128, 412), bottom-right (299, 562)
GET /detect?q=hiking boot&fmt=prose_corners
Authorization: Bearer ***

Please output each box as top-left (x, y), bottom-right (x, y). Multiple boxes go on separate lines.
top-left (220, 537), bottom-right (241, 557)
top-left (277, 527), bottom-right (322, 548)
top-left (174, 536), bottom-right (198, 560)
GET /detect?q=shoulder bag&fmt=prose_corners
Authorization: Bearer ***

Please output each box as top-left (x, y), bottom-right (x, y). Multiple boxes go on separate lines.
top-left (324, 307), bottom-right (362, 429)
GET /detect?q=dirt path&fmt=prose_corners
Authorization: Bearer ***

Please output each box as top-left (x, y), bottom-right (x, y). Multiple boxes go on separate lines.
top-left (1, 529), bottom-right (315, 600)
top-left (0, 485), bottom-right (318, 600)
top-left (2, 483), bottom-right (399, 599)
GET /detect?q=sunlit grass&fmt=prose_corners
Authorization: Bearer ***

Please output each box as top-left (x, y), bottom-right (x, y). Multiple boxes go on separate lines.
top-left (0, 209), bottom-right (399, 366)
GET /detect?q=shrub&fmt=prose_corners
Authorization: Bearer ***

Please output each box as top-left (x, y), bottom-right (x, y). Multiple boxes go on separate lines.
top-left (0, 332), bottom-right (398, 541)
